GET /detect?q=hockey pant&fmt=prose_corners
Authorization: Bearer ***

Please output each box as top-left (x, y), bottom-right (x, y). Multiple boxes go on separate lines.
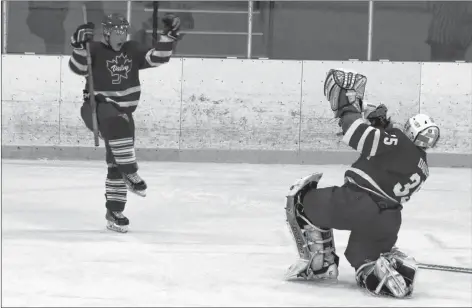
top-left (81, 99), bottom-right (136, 212)
top-left (301, 182), bottom-right (402, 269)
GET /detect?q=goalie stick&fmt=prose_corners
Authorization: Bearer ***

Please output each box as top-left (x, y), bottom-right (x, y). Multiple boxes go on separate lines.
top-left (82, 4), bottom-right (100, 147)
top-left (418, 263), bottom-right (472, 274)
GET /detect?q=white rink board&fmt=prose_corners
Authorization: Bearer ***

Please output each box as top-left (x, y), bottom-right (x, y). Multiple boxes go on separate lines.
top-left (133, 58), bottom-right (182, 149)
top-left (419, 62), bottom-right (472, 154)
top-left (180, 58), bottom-right (302, 151)
top-left (1, 55), bottom-right (471, 156)
top-left (58, 56), bottom-right (92, 146)
top-left (2, 55), bottom-right (62, 145)
top-left (2, 55), bottom-right (62, 103)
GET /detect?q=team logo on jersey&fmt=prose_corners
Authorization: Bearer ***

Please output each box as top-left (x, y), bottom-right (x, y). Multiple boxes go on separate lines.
top-left (106, 53), bottom-right (132, 84)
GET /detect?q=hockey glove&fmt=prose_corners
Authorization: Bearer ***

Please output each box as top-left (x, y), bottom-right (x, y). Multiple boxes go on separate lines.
top-left (364, 103), bottom-right (391, 129)
top-left (162, 14), bottom-right (182, 41)
top-left (71, 22), bottom-right (95, 49)
top-left (324, 69), bottom-right (367, 118)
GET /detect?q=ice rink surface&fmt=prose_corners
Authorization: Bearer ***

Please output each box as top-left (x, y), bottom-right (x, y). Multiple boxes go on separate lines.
top-left (2, 159), bottom-right (471, 307)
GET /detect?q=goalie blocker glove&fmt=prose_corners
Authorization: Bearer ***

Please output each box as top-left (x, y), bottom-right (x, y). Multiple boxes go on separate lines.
top-left (364, 103), bottom-right (391, 129)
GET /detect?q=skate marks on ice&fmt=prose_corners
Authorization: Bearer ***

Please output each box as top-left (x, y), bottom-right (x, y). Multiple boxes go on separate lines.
top-left (2, 160), bottom-right (471, 307)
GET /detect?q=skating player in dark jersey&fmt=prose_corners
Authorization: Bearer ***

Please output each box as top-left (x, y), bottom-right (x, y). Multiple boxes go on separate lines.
top-left (69, 13), bottom-right (181, 233)
top-left (284, 69), bottom-right (440, 299)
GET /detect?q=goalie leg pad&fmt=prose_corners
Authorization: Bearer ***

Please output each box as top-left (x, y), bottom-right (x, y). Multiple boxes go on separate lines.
top-left (285, 173), bottom-right (339, 280)
top-left (355, 249), bottom-right (418, 298)
top-left (286, 173), bottom-right (324, 260)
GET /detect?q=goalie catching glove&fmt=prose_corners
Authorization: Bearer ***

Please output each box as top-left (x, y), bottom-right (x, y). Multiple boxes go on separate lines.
top-left (324, 69), bottom-right (367, 118)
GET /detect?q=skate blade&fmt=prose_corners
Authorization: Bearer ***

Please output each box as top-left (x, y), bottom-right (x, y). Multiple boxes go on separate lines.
top-left (126, 186), bottom-right (146, 197)
top-left (106, 221), bottom-right (128, 233)
top-left (132, 190), bottom-right (146, 197)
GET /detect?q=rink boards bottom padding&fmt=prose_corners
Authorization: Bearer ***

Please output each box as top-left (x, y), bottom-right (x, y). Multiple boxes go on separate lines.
top-left (2, 146), bottom-right (471, 168)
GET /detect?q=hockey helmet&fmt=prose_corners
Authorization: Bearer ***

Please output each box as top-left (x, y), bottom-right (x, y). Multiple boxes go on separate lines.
top-left (404, 114), bottom-right (440, 149)
top-left (102, 13), bottom-right (130, 36)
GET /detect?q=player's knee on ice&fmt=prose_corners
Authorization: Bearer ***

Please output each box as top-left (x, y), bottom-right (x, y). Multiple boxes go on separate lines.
top-left (301, 184), bottom-right (402, 270)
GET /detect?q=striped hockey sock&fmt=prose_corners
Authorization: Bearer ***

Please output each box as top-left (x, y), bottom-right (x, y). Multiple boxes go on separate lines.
top-left (105, 166), bottom-right (128, 211)
top-left (108, 137), bottom-right (137, 174)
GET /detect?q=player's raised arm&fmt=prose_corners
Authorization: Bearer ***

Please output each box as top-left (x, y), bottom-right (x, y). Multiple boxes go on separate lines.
top-left (138, 14), bottom-right (181, 69)
top-left (324, 69), bottom-right (366, 131)
top-left (68, 22), bottom-right (95, 76)
top-left (342, 104), bottom-right (404, 157)
top-left (323, 69), bottom-right (404, 157)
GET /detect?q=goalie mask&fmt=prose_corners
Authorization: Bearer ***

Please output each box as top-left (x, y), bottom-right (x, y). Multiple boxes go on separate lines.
top-left (404, 114), bottom-right (440, 149)
top-left (102, 13), bottom-right (130, 51)
top-left (324, 69), bottom-right (367, 118)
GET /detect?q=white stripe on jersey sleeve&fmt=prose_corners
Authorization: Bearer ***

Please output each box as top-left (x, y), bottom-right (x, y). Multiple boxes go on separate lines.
top-left (342, 118), bottom-right (364, 145)
top-left (73, 48), bottom-right (87, 57)
top-left (357, 126), bottom-right (374, 152)
top-left (70, 56), bottom-right (88, 72)
top-left (145, 49), bottom-right (164, 67)
top-left (370, 129), bottom-right (381, 156)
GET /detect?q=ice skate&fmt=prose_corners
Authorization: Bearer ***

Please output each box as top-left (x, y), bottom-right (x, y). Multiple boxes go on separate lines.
top-left (122, 172), bottom-right (147, 197)
top-left (106, 210), bottom-right (129, 233)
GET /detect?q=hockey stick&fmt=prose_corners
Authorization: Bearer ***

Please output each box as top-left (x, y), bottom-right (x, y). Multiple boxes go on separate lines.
top-left (418, 263), bottom-right (472, 274)
top-left (152, 1), bottom-right (159, 45)
top-left (82, 4), bottom-right (99, 147)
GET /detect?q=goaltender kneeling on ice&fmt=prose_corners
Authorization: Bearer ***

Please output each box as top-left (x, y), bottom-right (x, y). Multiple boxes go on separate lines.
top-left (284, 68), bottom-right (440, 299)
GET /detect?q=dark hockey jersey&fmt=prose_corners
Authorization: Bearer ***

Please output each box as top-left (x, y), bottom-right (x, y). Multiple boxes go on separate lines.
top-left (68, 36), bottom-right (174, 113)
top-left (342, 118), bottom-right (429, 204)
